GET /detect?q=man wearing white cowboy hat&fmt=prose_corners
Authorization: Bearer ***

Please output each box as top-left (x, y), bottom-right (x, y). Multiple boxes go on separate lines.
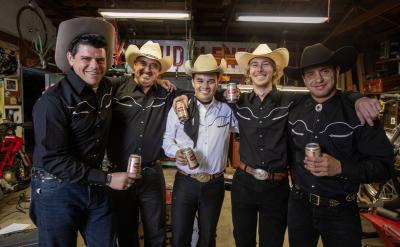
top-left (163, 54), bottom-right (239, 246)
top-left (30, 17), bottom-right (136, 246)
top-left (284, 43), bottom-right (393, 247)
top-left (230, 43), bottom-right (381, 247)
top-left (107, 40), bottom-right (190, 246)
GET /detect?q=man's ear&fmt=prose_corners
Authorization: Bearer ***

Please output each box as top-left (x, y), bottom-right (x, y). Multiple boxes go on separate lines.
top-left (67, 52), bottom-right (74, 66)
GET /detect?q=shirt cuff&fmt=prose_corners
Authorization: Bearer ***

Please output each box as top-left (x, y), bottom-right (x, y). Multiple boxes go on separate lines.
top-left (167, 145), bottom-right (180, 158)
top-left (338, 160), bottom-right (358, 181)
top-left (86, 168), bottom-right (108, 185)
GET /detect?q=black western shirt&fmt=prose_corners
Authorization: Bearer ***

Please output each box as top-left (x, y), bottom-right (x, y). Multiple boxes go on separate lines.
top-left (32, 69), bottom-right (112, 185)
top-left (108, 76), bottom-right (184, 170)
top-left (231, 87), bottom-right (297, 172)
top-left (288, 92), bottom-right (394, 197)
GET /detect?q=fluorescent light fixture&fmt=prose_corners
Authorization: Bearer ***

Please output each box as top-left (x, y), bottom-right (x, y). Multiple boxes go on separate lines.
top-left (236, 15), bottom-right (328, 24)
top-left (98, 9), bottom-right (191, 20)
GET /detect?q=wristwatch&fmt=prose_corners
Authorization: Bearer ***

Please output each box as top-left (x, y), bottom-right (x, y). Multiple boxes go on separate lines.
top-left (106, 173), bottom-right (112, 186)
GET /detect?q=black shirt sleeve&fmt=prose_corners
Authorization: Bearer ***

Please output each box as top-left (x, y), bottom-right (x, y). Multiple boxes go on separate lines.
top-left (33, 95), bottom-right (107, 185)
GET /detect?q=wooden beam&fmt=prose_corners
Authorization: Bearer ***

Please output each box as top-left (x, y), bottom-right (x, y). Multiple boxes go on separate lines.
top-left (331, 0), bottom-right (400, 37)
top-left (322, 6), bottom-right (355, 43)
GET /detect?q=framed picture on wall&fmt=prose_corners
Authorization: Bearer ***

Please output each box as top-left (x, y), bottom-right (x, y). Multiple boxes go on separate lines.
top-left (5, 78), bottom-right (18, 91)
top-left (4, 106), bottom-right (22, 123)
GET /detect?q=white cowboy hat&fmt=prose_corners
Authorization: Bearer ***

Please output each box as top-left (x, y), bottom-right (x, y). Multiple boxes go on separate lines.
top-left (184, 54), bottom-right (227, 76)
top-left (125, 41), bottom-right (172, 74)
top-left (55, 17), bottom-right (115, 73)
top-left (235, 44), bottom-right (289, 83)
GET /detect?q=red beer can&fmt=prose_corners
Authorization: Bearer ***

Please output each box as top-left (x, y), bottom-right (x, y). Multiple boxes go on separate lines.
top-left (127, 154), bottom-right (141, 178)
top-left (305, 143), bottom-right (321, 157)
top-left (226, 83), bottom-right (238, 103)
top-left (176, 100), bottom-right (189, 122)
top-left (183, 148), bottom-right (199, 170)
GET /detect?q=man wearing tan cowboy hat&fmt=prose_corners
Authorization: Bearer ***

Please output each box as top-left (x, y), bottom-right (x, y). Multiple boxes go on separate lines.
top-left (230, 43), bottom-right (381, 247)
top-left (30, 17), bottom-right (136, 246)
top-left (162, 54), bottom-right (238, 246)
top-left (284, 43), bottom-right (394, 247)
top-left (107, 40), bottom-right (190, 246)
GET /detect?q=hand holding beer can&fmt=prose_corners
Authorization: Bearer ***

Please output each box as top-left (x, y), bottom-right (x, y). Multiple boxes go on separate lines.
top-left (127, 154), bottom-right (142, 179)
top-left (176, 100), bottom-right (189, 122)
top-left (183, 148), bottom-right (199, 170)
top-left (226, 83), bottom-right (238, 103)
top-left (305, 143), bottom-right (321, 157)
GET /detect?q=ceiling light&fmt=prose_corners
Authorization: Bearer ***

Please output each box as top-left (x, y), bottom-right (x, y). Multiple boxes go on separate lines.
top-left (98, 9), bottom-right (191, 20)
top-left (236, 15), bottom-right (329, 24)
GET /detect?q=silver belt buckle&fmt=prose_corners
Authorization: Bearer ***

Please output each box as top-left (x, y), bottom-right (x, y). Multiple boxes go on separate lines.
top-left (253, 169), bottom-right (268, 180)
top-left (193, 173), bottom-right (211, 183)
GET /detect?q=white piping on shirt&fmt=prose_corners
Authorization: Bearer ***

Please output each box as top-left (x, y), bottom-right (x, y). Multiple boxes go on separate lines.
top-left (329, 132), bottom-right (354, 138)
top-left (319, 122), bottom-right (362, 134)
top-left (235, 101), bottom-right (293, 120)
top-left (291, 128), bottom-right (304, 136)
top-left (114, 93), bottom-right (170, 109)
top-left (288, 120), bottom-right (313, 133)
top-left (236, 111), bottom-right (250, 120)
top-left (66, 88), bottom-right (113, 114)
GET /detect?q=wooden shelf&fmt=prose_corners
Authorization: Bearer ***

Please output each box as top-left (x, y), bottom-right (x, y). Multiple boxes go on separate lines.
top-left (376, 57), bottom-right (400, 64)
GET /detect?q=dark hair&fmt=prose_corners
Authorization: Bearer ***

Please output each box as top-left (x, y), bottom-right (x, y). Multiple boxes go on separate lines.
top-left (68, 33), bottom-right (107, 56)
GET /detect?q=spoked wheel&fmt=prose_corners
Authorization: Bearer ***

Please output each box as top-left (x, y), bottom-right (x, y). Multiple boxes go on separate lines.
top-left (16, 4), bottom-right (48, 51)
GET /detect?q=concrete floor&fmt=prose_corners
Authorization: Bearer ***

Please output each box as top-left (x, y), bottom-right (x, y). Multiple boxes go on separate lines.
top-left (0, 166), bottom-right (384, 246)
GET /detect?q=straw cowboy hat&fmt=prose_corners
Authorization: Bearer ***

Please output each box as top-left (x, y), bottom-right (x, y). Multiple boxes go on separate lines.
top-left (55, 17), bottom-right (115, 73)
top-left (125, 41), bottom-right (172, 74)
top-left (235, 44), bottom-right (289, 83)
top-left (284, 43), bottom-right (358, 81)
top-left (184, 54), bottom-right (227, 76)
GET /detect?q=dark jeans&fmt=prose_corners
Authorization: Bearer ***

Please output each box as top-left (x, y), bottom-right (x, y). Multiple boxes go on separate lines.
top-left (288, 189), bottom-right (362, 247)
top-left (231, 169), bottom-right (289, 247)
top-left (172, 172), bottom-right (225, 247)
top-left (112, 163), bottom-right (166, 247)
top-left (29, 177), bottom-right (115, 247)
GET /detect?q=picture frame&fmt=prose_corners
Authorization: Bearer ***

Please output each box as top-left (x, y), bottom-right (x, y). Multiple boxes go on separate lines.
top-left (4, 78), bottom-right (18, 91)
top-left (4, 106), bottom-right (22, 123)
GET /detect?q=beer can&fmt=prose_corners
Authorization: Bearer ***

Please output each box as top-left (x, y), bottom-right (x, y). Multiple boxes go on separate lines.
top-left (305, 143), bottom-right (321, 157)
top-left (183, 148), bottom-right (199, 170)
top-left (127, 154), bottom-right (141, 177)
top-left (226, 83), bottom-right (238, 103)
top-left (176, 100), bottom-right (189, 122)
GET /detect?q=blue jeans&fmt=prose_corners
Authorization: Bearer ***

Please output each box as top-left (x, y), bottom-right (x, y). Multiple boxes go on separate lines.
top-left (288, 189), bottom-right (361, 247)
top-left (30, 176), bottom-right (115, 247)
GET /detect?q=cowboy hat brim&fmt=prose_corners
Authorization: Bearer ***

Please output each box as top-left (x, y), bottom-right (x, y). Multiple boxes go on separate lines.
top-left (235, 48), bottom-right (289, 83)
top-left (125, 45), bottom-right (173, 74)
top-left (284, 46), bottom-right (358, 81)
top-left (55, 17), bottom-right (115, 73)
top-left (184, 59), bottom-right (227, 76)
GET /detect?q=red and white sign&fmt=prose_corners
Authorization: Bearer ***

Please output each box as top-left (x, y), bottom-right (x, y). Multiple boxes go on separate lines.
top-left (127, 40), bottom-right (276, 74)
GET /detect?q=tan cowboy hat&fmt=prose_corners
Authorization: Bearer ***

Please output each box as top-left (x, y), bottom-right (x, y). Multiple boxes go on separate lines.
top-left (284, 43), bottom-right (358, 81)
top-left (55, 17), bottom-right (115, 73)
top-left (125, 41), bottom-right (172, 74)
top-left (184, 54), bottom-right (227, 76)
top-left (235, 44), bottom-right (289, 83)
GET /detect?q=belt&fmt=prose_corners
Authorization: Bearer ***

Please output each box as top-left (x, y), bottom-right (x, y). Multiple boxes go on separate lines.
top-left (292, 185), bottom-right (356, 207)
top-left (177, 168), bottom-right (224, 183)
top-left (31, 167), bottom-right (59, 180)
top-left (237, 162), bottom-right (287, 181)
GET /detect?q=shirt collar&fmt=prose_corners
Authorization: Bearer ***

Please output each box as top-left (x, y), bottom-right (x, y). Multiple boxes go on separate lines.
top-left (196, 97), bottom-right (219, 111)
top-left (304, 91), bottom-right (341, 112)
top-left (132, 78), bottom-right (158, 94)
top-left (249, 86), bottom-right (280, 104)
top-left (66, 69), bottom-right (87, 95)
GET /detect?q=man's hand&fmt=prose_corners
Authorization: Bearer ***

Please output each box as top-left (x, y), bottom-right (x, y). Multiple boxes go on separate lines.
top-left (107, 172), bottom-right (137, 190)
top-left (172, 95), bottom-right (189, 114)
top-left (175, 149), bottom-right (188, 165)
top-left (355, 97), bottom-right (381, 126)
top-left (304, 153), bottom-right (342, 177)
top-left (157, 79), bottom-right (177, 92)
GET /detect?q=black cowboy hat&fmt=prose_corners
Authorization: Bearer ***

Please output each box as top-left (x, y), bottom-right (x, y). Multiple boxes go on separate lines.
top-left (284, 43), bottom-right (358, 81)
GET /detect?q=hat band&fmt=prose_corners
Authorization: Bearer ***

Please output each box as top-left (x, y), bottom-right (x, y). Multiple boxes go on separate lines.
top-left (141, 53), bottom-right (161, 60)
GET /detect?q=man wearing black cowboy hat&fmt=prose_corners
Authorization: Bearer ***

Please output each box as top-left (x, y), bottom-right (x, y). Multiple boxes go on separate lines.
top-left (30, 17), bottom-right (137, 246)
top-left (284, 43), bottom-right (394, 247)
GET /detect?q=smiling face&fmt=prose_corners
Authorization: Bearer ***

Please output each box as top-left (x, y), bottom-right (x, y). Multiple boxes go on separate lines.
top-left (248, 57), bottom-right (276, 89)
top-left (67, 44), bottom-right (107, 88)
top-left (192, 73), bottom-right (219, 103)
top-left (302, 65), bottom-right (339, 103)
top-left (133, 56), bottom-right (161, 88)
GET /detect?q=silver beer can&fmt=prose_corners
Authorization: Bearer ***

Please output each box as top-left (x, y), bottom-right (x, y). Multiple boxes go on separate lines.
top-left (305, 143), bottom-right (321, 157)
top-left (226, 83), bottom-right (238, 103)
top-left (183, 148), bottom-right (199, 170)
top-left (127, 154), bottom-right (141, 177)
top-left (176, 100), bottom-right (189, 122)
